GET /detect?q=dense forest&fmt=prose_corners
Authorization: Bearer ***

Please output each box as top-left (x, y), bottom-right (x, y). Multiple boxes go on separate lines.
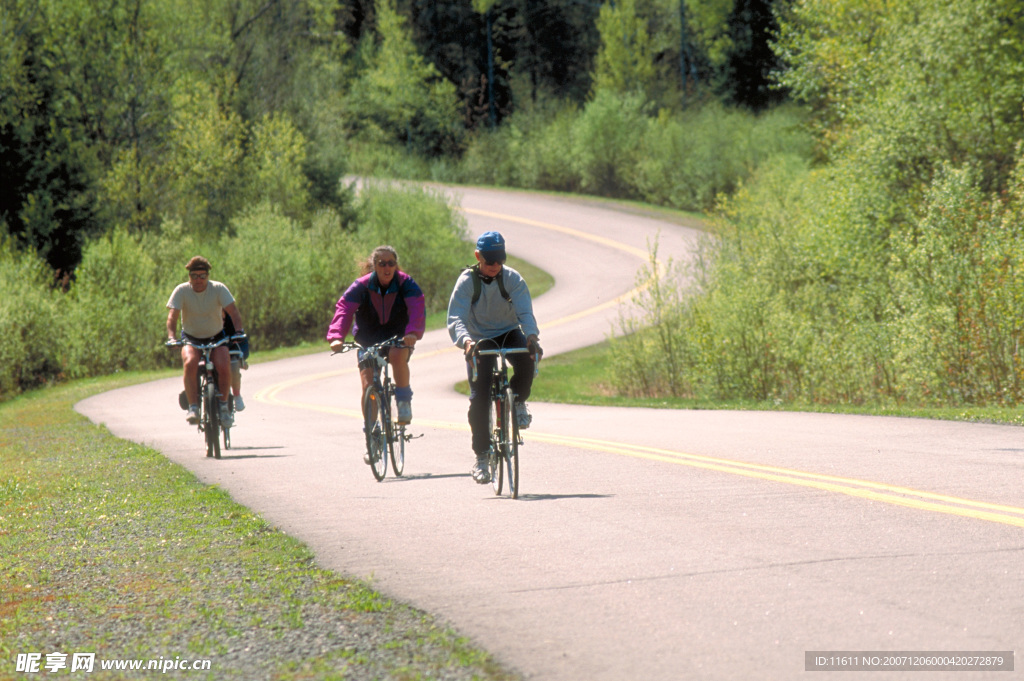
top-left (2, 0), bottom-right (1024, 409)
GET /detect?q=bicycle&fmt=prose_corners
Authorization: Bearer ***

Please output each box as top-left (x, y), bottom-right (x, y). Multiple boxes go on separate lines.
top-left (167, 333), bottom-right (246, 459)
top-left (333, 336), bottom-right (417, 481)
top-left (472, 344), bottom-right (536, 499)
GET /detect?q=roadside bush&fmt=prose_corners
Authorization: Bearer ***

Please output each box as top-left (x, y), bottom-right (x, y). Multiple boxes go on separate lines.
top-left (352, 183), bottom-right (468, 311)
top-left (609, 241), bottom-right (693, 398)
top-left (570, 90), bottom-right (648, 197)
top-left (616, 154), bottom-right (899, 404)
top-left (632, 104), bottom-right (811, 212)
top-left (458, 102), bottom-right (581, 192)
top-left (0, 239), bottom-right (62, 397)
top-left (63, 229), bottom-right (167, 378)
top-left (455, 125), bottom-right (521, 188)
top-left (218, 203), bottom-right (360, 348)
top-left (891, 161), bottom-right (1024, 405)
top-left (515, 104), bottom-right (580, 192)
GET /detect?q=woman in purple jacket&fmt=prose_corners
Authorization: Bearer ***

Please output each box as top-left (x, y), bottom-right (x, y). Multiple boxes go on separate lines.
top-left (327, 246), bottom-right (426, 427)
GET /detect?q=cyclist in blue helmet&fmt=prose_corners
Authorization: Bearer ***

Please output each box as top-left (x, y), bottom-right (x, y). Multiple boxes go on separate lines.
top-left (447, 231), bottom-right (543, 484)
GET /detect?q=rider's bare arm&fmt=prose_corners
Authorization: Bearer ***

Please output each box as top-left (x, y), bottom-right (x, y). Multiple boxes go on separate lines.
top-left (167, 308), bottom-right (180, 340)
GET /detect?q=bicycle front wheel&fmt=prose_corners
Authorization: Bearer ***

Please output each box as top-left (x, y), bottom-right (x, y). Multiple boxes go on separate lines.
top-left (491, 397), bottom-right (503, 496)
top-left (362, 384), bottom-right (387, 481)
top-left (204, 381), bottom-right (221, 459)
top-left (502, 386), bottom-right (519, 498)
top-left (391, 423), bottom-right (405, 477)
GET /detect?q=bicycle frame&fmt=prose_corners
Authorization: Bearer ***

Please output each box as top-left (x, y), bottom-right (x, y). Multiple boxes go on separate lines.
top-left (167, 334), bottom-right (245, 459)
top-left (472, 345), bottom-right (533, 498)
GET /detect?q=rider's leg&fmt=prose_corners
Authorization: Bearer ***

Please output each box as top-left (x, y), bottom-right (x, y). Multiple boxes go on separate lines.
top-left (359, 366), bottom-right (376, 419)
top-left (388, 347), bottom-right (411, 387)
top-left (500, 329), bottom-right (535, 402)
top-left (509, 352), bottom-right (536, 402)
top-left (389, 347), bottom-right (413, 423)
top-left (182, 346), bottom-right (201, 406)
top-left (467, 354), bottom-right (496, 455)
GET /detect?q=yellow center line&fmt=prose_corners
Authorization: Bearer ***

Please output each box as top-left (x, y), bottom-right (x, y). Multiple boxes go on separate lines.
top-left (463, 207), bottom-right (651, 260)
top-left (525, 432), bottom-right (1024, 527)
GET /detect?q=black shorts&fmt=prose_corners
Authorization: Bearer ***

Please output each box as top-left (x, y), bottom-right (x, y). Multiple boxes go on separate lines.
top-left (183, 330), bottom-right (228, 345)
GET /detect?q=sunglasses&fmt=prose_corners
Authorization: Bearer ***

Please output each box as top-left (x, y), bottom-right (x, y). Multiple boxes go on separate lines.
top-left (483, 258), bottom-right (504, 267)
top-left (189, 271), bottom-right (209, 280)
top-left (375, 260), bottom-right (397, 268)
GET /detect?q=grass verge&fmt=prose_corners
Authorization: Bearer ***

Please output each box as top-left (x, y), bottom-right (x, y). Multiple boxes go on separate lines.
top-left (0, 375), bottom-right (519, 680)
top-left (526, 340), bottom-right (1024, 426)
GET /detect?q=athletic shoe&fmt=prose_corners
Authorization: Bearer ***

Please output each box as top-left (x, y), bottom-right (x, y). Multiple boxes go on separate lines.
top-left (186, 405), bottom-right (200, 425)
top-left (233, 395), bottom-right (245, 412)
top-left (396, 400), bottom-right (412, 425)
top-left (220, 402), bottom-right (233, 427)
top-left (471, 457), bottom-right (491, 484)
top-left (515, 402), bottom-right (532, 429)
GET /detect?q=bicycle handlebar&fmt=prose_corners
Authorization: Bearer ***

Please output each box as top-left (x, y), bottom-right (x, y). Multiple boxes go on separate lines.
top-left (166, 333), bottom-right (247, 351)
top-left (330, 335), bottom-right (409, 356)
top-left (470, 346), bottom-right (537, 383)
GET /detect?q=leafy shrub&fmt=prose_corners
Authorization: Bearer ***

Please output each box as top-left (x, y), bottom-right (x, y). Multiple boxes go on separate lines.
top-left (632, 104), bottom-right (812, 212)
top-left (513, 104), bottom-right (581, 192)
top-left (570, 90), bottom-right (649, 197)
top-left (63, 229), bottom-right (168, 378)
top-left (891, 161), bottom-right (1024, 405)
top-left (453, 125), bottom-right (521, 188)
top-left (352, 183), bottom-right (469, 312)
top-left (609, 242), bottom-right (693, 398)
top-left (0, 239), bottom-right (62, 397)
top-left (217, 203), bottom-right (360, 348)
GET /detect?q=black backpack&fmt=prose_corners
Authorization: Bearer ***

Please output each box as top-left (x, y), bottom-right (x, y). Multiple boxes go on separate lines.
top-left (465, 264), bottom-right (511, 305)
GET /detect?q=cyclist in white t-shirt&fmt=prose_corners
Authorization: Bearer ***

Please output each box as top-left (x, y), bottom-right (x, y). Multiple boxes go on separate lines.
top-left (166, 256), bottom-right (245, 426)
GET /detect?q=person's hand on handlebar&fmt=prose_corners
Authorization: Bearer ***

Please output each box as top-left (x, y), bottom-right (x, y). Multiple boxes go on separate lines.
top-left (463, 339), bottom-right (475, 359)
top-left (402, 333), bottom-right (418, 349)
top-left (330, 339), bottom-right (345, 354)
top-left (527, 335), bottom-right (543, 361)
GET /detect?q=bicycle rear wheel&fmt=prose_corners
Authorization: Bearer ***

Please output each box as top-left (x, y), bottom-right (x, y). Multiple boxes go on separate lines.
top-left (204, 381), bottom-right (221, 459)
top-left (502, 386), bottom-right (519, 498)
top-left (362, 384), bottom-right (387, 481)
top-left (222, 397), bottom-right (233, 450)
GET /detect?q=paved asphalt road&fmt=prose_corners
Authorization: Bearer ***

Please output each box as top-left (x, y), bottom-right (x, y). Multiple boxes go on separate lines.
top-left (77, 186), bottom-right (1024, 680)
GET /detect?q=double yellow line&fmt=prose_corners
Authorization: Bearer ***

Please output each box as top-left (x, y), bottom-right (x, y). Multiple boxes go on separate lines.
top-left (527, 432), bottom-right (1024, 528)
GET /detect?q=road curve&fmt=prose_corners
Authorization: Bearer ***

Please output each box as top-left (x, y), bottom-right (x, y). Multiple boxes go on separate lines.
top-left (78, 186), bottom-right (1024, 681)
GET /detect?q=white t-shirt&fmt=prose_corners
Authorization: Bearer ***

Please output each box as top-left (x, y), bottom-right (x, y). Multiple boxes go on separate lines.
top-left (167, 280), bottom-right (235, 338)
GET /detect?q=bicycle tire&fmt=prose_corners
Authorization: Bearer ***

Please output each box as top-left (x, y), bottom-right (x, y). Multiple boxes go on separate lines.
top-left (223, 396), bottom-right (233, 450)
top-left (391, 422), bottom-right (405, 477)
top-left (491, 396), bottom-right (503, 495)
top-left (362, 384), bottom-right (387, 481)
top-left (503, 386), bottom-right (519, 498)
top-left (205, 381), bottom-right (221, 459)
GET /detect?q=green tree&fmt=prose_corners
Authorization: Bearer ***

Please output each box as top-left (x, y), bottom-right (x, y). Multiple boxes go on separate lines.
top-left (593, 0), bottom-right (656, 98)
top-left (348, 0), bottom-right (461, 156)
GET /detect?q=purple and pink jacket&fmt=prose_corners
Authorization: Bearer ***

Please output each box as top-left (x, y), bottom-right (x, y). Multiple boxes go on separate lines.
top-left (326, 270), bottom-right (426, 346)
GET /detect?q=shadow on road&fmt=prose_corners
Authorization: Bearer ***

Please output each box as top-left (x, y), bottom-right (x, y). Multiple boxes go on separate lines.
top-left (386, 472), bottom-right (470, 481)
top-left (214, 446), bottom-right (290, 460)
top-left (501, 494), bottom-right (614, 502)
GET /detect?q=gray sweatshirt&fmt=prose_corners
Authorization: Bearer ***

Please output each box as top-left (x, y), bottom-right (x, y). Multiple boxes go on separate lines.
top-left (447, 266), bottom-right (540, 348)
